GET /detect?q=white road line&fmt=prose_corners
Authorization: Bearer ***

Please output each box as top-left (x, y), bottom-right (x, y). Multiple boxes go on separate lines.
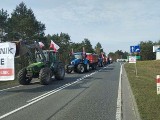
top-left (0, 70), bottom-right (100, 119)
top-left (116, 64), bottom-right (122, 120)
top-left (0, 85), bottom-right (23, 92)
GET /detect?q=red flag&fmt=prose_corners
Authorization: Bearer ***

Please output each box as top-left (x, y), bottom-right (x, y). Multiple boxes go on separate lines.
top-left (49, 40), bottom-right (60, 52)
top-left (38, 42), bottom-right (44, 48)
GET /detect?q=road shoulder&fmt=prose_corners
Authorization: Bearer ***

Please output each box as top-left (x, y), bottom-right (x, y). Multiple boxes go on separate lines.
top-left (121, 64), bottom-right (141, 120)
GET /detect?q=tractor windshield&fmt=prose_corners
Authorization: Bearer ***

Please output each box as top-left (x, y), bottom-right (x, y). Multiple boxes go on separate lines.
top-left (74, 54), bottom-right (82, 59)
top-left (36, 53), bottom-right (44, 62)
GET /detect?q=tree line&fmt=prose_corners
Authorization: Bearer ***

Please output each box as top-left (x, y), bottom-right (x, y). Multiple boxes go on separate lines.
top-left (0, 2), bottom-right (159, 62)
top-left (108, 40), bottom-right (159, 61)
top-left (0, 2), bottom-right (107, 63)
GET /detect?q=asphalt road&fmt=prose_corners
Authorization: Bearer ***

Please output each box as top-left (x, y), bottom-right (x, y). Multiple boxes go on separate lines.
top-left (0, 62), bottom-right (121, 120)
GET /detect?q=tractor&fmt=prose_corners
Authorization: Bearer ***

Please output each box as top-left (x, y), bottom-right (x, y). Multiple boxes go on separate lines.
top-left (15, 40), bottom-right (65, 85)
top-left (65, 52), bottom-right (90, 74)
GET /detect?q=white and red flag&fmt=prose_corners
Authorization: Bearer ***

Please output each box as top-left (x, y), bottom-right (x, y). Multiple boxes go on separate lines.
top-left (83, 47), bottom-right (85, 55)
top-left (49, 40), bottom-right (60, 52)
top-left (71, 48), bottom-right (74, 54)
top-left (38, 42), bottom-right (44, 48)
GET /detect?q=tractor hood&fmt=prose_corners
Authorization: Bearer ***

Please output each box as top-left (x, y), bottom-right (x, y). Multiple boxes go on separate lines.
top-left (26, 62), bottom-right (45, 73)
top-left (27, 62), bottom-right (44, 68)
top-left (71, 58), bottom-right (81, 65)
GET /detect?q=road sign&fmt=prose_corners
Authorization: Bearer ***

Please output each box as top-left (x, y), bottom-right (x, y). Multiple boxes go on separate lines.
top-left (130, 46), bottom-right (134, 53)
top-left (130, 45), bottom-right (140, 53)
top-left (129, 56), bottom-right (136, 63)
top-left (134, 45), bottom-right (140, 52)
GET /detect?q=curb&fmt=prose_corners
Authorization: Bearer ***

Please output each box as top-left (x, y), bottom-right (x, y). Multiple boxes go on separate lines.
top-left (121, 64), bottom-right (141, 120)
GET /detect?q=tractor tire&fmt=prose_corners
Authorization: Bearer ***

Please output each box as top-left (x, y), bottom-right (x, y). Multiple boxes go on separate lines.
top-left (92, 64), bottom-right (97, 70)
top-left (39, 67), bottom-right (52, 85)
top-left (77, 64), bottom-right (85, 73)
top-left (85, 63), bottom-right (90, 72)
top-left (65, 65), bottom-right (72, 73)
top-left (55, 63), bottom-right (65, 80)
top-left (17, 68), bottom-right (32, 85)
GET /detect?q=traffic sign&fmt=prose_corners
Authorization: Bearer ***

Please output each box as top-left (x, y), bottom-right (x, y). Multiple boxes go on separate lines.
top-left (129, 56), bottom-right (136, 63)
top-left (130, 45), bottom-right (140, 53)
top-left (134, 45), bottom-right (140, 52)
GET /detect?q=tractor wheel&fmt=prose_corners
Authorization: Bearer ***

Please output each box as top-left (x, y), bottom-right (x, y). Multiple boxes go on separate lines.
top-left (39, 68), bottom-right (52, 85)
top-left (65, 65), bottom-right (72, 73)
top-left (17, 68), bottom-right (32, 85)
top-left (92, 64), bottom-right (97, 70)
top-left (85, 63), bottom-right (90, 72)
top-left (55, 63), bottom-right (65, 80)
top-left (77, 64), bottom-right (85, 73)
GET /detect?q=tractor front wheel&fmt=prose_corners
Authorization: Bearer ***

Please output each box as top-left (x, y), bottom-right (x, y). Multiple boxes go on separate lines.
top-left (17, 68), bottom-right (32, 85)
top-left (65, 65), bottom-right (72, 73)
top-left (55, 63), bottom-right (65, 80)
top-left (77, 64), bottom-right (85, 73)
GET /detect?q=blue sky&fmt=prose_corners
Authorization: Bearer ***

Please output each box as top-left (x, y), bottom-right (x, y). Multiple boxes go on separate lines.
top-left (1, 0), bottom-right (160, 54)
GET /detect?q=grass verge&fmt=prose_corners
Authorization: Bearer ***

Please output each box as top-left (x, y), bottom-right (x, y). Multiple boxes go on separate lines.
top-left (124, 60), bottom-right (160, 120)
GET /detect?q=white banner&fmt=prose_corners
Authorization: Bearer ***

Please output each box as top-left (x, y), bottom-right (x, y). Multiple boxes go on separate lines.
top-left (0, 42), bottom-right (16, 81)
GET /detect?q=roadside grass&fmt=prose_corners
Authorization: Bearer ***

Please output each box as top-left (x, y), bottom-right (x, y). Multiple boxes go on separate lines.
top-left (124, 60), bottom-right (160, 120)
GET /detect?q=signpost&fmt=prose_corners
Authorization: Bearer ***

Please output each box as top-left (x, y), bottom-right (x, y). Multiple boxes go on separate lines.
top-left (0, 42), bottom-right (16, 81)
top-left (129, 45), bottom-right (140, 77)
top-left (156, 75), bottom-right (160, 95)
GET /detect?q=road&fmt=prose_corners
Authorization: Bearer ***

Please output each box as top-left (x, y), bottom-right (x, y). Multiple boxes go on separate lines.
top-left (0, 62), bottom-right (122, 120)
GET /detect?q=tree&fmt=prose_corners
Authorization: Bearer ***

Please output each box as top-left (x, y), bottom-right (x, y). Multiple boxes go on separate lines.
top-left (0, 9), bottom-right (9, 41)
top-left (95, 42), bottom-right (102, 55)
top-left (82, 38), bottom-right (94, 53)
top-left (7, 2), bottom-right (45, 42)
top-left (140, 41), bottom-right (155, 60)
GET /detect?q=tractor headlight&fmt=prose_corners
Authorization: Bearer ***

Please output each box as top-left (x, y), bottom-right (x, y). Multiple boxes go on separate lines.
top-left (71, 61), bottom-right (74, 65)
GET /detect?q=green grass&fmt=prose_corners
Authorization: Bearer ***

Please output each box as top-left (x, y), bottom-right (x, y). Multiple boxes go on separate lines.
top-left (125, 60), bottom-right (160, 120)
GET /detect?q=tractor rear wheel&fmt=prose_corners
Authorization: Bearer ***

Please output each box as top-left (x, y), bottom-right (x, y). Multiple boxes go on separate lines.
top-left (39, 68), bottom-right (52, 85)
top-left (55, 63), bottom-right (65, 80)
top-left (85, 63), bottom-right (90, 72)
top-left (17, 68), bottom-right (32, 85)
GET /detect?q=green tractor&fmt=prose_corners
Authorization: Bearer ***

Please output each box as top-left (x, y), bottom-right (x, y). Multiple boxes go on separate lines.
top-left (16, 40), bottom-right (65, 85)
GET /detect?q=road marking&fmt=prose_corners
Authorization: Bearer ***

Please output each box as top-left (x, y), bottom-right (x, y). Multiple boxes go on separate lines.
top-left (116, 64), bottom-right (122, 120)
top-left (0, 80), bottom-right (40, 92)
top-left (0, 70), bottom-right (99, 119)
top-left (0, 85), bottom-right (23, 92)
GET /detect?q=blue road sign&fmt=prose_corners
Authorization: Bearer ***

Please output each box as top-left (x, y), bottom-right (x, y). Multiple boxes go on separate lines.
top-left (130, 45), bottom-right (140, 53)
top-left (134, 45), bottom-right (140, 52)
top-left (130, 46), bottom-right (135, 53)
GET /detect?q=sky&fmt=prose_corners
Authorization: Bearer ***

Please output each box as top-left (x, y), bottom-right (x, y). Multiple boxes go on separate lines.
top-left (1, 0), bottom-right (160, 54)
